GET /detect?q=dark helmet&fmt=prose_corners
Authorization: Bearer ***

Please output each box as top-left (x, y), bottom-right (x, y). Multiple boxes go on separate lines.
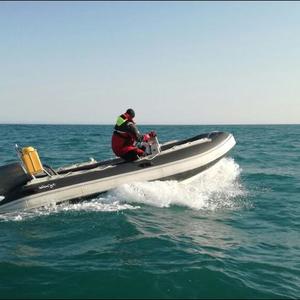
top-left (126, 108), bottom-right (135, 118)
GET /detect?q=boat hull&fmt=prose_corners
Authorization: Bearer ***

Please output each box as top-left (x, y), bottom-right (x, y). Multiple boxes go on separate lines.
top-left (0, 131), bottom-right (236, 213)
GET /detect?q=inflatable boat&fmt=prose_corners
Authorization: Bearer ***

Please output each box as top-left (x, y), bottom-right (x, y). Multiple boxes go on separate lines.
top-left (0, 131), bottom-right (236, 213)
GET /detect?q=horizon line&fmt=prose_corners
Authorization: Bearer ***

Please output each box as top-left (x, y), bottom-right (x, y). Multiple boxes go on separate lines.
top-left (0, 122), bottom-right (299, 126)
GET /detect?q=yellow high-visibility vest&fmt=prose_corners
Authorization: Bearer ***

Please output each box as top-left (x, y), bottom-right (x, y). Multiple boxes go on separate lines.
top-left (116, 115), bottom-right (127, 127)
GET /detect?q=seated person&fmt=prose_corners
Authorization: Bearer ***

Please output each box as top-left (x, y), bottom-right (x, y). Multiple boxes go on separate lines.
top-left (111, 108), bottom-right (155, 161)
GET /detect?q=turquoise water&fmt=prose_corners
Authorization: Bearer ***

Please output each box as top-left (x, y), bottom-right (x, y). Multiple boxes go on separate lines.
top-left (0, 124), bottom-right (299, 299)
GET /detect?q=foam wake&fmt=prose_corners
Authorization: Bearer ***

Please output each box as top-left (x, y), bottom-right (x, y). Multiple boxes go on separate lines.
top-left (0, 157), bottom-right (246, 222)
top-left (0, 198), bottom-right (140, 222)
top-left (110, 157), bottom-right (246, 210)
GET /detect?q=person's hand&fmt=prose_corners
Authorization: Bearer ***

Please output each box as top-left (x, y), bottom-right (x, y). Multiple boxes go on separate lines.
top-left (149, 131), bottom-right (156, 138)
top-left (143, 134), bottom-right (150, 142)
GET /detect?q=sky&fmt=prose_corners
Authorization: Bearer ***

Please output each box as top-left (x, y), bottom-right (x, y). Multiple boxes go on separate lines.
top-left (0, 1), bottom-right (299, 125)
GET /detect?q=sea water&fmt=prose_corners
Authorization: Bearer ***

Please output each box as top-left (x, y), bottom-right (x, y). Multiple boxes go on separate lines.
top-left (0, 124), bottom-right (299, 299)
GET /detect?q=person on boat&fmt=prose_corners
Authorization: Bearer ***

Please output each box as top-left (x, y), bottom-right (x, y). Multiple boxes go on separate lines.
top-left (111, 108), bottom-right (156, 161)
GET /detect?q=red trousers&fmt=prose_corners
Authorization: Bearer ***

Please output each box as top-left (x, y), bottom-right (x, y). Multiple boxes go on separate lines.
top-left (111, 134), bottom-right (144, 161)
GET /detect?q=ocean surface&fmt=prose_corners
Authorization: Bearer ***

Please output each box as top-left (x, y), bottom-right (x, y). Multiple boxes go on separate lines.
top-left (0, 124), bottom-right (299, 299)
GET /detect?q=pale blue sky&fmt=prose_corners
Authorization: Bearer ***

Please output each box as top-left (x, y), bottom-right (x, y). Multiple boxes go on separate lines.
top-left (0, 1), bottom-right (299, 124)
